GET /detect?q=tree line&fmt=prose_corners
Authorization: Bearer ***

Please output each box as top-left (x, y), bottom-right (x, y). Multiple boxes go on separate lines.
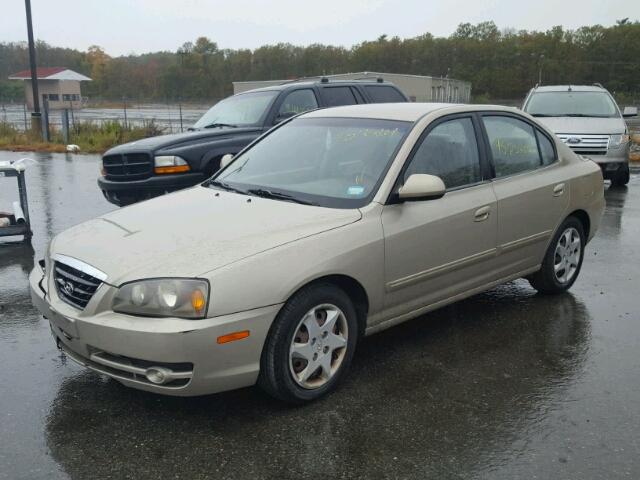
top-left (1, 20), bottom-right (639, 104)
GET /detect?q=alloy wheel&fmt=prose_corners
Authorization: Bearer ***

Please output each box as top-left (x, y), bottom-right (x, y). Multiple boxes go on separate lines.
top-left (554, 227), bottom-right (581, 284)
top-left (289, 304), bottom-right (349, 389)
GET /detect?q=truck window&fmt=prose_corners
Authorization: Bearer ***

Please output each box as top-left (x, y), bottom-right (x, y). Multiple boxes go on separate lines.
top-left (322, 87), bottom-right (357, 107)
top-left (278, 89), bottom-right (318, 117)
top-left (364, 86), bottom-right (405, 103)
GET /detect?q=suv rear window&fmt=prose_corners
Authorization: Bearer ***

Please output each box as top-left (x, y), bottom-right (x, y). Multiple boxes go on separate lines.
top-left (322, 87), bottom-right (358, 107)
top-left (364, 86), bottom-right (405, 103)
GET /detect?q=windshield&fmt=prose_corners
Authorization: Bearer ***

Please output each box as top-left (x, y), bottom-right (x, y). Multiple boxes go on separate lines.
top-left (211, 117), bottom-right (411, 208)
top-left (524, 91), bottom-right (619, 118)
top-left (193, 91), bottom-right (278, 128)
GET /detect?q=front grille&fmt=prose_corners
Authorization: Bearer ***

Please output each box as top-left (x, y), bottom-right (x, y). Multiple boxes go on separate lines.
top-left (54, 261), bottom-right (102, 309)
top-left (557, 134), bottom-right (609, 155)
top-left (102, 153), bottom-right (153, 181)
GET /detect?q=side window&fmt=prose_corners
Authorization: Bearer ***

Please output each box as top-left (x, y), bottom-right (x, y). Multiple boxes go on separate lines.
top-left (483, 116), bottom-right (542, 177)
top-left (351, 87), bottom-right (365, 103)
top-left (322, 87), bottom-right (357, 107)
top-left (537, 130), bottom-right (557, 166)
top-left (277, 89), bottom-right (318, 117)
top-left (405, 117), bottom-right (482, 189)
top-left (365, 85), bottom-right (406, 103)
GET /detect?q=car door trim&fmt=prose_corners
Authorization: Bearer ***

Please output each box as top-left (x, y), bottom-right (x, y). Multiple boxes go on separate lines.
top-left (386, 247), bottom-right (498, 292)
top-left (497, 229), bottom-right (553, 254)
top-left (371, 264), bottom-right (541, 335)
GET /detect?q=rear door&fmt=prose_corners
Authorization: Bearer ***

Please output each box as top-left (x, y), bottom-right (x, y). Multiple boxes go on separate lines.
top-left (381, 114), bottom-right (498, 320)
top-left (480, 113), bottom-right (570, 275)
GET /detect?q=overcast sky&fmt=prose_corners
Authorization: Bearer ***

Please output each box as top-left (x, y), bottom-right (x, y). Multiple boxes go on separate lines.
top-left (2, 0), bottom-right (639, 56)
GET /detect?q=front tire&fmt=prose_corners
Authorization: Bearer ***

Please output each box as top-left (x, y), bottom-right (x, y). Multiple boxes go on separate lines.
top-left (258, 283), bottom-right (358, 403)
top-left (611, 163), bottom-right (630, 187)
top-left (528, 216), bottom-right (585, 294)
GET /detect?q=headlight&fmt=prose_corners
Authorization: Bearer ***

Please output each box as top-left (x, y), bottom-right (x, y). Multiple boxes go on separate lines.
top-left (154, 155), bottom-right (190, 174)
top-left (113, 279), bottom-right (209, 319)
top-left (610, 134), bottom-right (630, 147)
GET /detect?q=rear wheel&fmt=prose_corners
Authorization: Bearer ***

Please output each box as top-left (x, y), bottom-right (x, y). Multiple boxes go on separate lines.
top-left (258, 283), bottom-right (358, 403)
top-left (611, 163), bottom-right (630, 187)
top-left (528, 216), bottom-right (585, 294)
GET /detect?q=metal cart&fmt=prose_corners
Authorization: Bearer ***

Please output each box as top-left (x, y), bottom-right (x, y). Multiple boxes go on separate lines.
top-left (0, 162), bottom-right (32, 242)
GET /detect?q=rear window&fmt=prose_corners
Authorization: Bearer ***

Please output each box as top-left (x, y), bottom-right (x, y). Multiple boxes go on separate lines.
top-left (322, 87), bottom-right (358, 107)
top-left (364, 85), bottom-right (406, 103)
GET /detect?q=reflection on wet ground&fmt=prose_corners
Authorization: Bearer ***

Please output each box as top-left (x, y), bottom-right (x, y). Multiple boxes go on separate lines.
top-left (1, 152), bottom-right (639, 479)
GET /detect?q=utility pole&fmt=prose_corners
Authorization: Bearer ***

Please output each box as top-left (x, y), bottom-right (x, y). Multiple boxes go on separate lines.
top-left (24, 0), bottom-right (42, 136)
top-left (538, 54), bottom-right (545, 85)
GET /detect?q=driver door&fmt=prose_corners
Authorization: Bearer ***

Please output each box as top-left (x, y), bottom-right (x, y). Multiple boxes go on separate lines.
top-left (380, 115), bottom-right (499, 320)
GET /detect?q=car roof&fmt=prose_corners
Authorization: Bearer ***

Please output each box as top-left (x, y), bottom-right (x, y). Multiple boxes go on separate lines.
top-left (531, 85), bottom-right (608, 93)
top-left (300, 103), bottom-right (521, 122)
top-left (240, 79), bottom-right (400, 94)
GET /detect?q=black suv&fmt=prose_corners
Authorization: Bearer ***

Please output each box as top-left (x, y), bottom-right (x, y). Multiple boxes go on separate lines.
top-left (98, 79), bottom-right (408, 206)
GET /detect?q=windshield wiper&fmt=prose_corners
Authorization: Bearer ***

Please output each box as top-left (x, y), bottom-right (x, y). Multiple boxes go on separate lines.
top-left (531, 113), bottom-right (559, 117)
top-left (564, 114), bottom-right (610, 118)
top-left (246, 188), bottom-right (316, 206)
top-left (208, 180), bottom-right (247, 195)
top-left (202, 122), bottom-right (238, 129)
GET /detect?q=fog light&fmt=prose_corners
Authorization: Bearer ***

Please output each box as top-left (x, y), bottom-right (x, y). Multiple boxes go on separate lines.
top-left (145, 366), bottom-right (172, 384)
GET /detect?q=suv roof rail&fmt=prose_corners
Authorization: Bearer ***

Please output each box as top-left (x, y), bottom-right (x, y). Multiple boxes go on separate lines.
top-left (320, 77), bottom-right (329, 83)
top-left (377, 77), bottom-right (384, 83)
top-left (593, 82), bottom-right (604, 88)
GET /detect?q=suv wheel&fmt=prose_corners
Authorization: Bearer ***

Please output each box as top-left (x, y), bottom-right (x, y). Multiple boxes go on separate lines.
top-left (258, 283), bottom-right (358, 403)
top-left (528, 216), bottom-right (585, 294)
top-left (611, 163), bottom-right (630, 187)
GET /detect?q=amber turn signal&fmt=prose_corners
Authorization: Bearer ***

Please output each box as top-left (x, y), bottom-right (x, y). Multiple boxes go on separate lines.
top-left (191, 289), bottom-right (206, 313)
top-left (154, 165), bottom-right (191, 174)
top-left (217, 330), bottom-right (250, 344)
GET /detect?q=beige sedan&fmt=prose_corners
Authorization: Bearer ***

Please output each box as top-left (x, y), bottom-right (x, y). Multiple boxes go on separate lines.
top-left (30, 103), bottom-right (605, 403)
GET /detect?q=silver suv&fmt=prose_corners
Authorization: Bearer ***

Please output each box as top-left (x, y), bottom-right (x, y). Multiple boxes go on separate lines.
top-left (523, 84), bottom-right (637, 186)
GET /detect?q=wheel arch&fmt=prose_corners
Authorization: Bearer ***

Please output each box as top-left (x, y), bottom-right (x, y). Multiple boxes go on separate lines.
top-left (567, 209), bottom-right (591, 239)
top-left (286, 274), bottom-right (370, 338)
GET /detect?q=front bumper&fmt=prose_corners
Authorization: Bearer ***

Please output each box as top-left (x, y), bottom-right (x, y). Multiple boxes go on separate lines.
top-left (97, 172), bottom-right (207, 206)
top-left (29, 266), bottom-right (280, 396)
top-left (580, 143), bottom-right (629, 179)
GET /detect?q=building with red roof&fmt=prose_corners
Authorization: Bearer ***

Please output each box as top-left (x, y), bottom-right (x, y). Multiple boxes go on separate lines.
top-left (9, 67), bottom-right (91, 110)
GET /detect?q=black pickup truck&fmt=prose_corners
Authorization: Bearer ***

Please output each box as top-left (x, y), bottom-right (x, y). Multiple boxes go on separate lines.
top-left (98, 79), bottom-right (408, 206)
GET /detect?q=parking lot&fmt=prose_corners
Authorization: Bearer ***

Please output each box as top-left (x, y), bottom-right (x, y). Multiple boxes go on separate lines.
top-left (1, 150), bottom-right (639, 479)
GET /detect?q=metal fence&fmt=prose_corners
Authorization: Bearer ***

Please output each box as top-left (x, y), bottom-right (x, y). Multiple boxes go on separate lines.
top-left (0, 98), bottom-right (213, 134)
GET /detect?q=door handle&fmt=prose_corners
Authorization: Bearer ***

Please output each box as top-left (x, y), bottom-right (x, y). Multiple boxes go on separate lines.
top-left (474, 205), bottom-right (491, 222)
top-left (553, 183), bottom-right (565, 197)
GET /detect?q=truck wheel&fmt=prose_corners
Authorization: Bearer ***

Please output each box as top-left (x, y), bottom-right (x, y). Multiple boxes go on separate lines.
top-left (528, 216), bottom-right (585, 294)
top-left (611, 163), bottom-right (630, 187)
top-left (258, 283), bottom-right (358, 403)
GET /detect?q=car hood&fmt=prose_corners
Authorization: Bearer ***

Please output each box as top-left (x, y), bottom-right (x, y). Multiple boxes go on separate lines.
top-left (535, 117), bottom-right (626, 135)
top-left (50, 186), bottom-right (361, 285)
top-left (104, 126), bottom-right (262, 154)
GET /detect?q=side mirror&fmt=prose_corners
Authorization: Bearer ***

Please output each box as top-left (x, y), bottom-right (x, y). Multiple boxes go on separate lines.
top-left (219, 153), bottom-right (234, 170)
top-left (623, 106), bottom-right (638, 118)
top-left (275, 111), bottom-right (296, 124)
top-left (398, 174), bottom-right (446, 201)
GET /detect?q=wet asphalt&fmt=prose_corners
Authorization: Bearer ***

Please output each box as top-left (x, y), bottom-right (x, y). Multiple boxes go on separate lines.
top-left (0, 151), bottom-right (639, 479)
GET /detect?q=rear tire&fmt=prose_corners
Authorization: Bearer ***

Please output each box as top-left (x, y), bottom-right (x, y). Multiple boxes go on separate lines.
top-left (528, 216), bottom-right (585, 294)
top-left (611, 163), bottom-right (630, 187)
top-left (258, 283), bottom-right (358, 404)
